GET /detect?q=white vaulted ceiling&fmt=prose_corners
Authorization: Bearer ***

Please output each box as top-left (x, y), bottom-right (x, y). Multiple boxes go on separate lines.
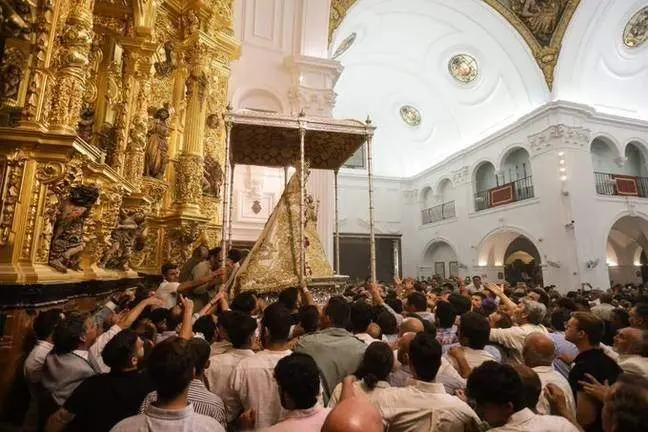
top-left (331, 0), bottom-right (648, 177)
top-left (331, 0), bottom-right (549, 177)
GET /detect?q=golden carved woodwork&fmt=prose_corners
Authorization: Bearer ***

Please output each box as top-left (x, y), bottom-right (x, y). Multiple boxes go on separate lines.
top-left (0, 0), bottom-right (239, 399)
top-left (0, 0), bottom-right (239, 401)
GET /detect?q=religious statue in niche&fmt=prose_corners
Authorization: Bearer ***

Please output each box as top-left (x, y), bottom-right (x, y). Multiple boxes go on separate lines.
top-left (77, 107), bottom-right (95, 143)
top-left (144, 107), bottom-right (170, 179)
top-left (154, 41), bottom-right (176, 78)
top-left (96, 122), bottom-right (118, 167)
top-left (100, 209), bottom-right (147, 271)
top-left (0, 63), bottom-right (21, 101)
top-left (507, 0), bottom-right (565, 46)
top-left (48, 185), bottom-right (100, 273)
top-left (202, 154), bottom-right (223, 197)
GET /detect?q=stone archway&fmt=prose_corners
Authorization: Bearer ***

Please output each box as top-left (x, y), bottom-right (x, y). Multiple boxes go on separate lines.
top-left (420, 240), bottom-right (458, 279)
top-left (607, 215), bottom-right (648, 285)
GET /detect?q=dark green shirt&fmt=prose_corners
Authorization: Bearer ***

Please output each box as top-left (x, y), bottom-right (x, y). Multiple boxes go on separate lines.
top-left (293, 327), bottom-right (367, 404)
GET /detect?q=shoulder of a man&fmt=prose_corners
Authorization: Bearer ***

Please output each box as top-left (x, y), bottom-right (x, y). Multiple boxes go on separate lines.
top-left (110, 414), bottom-right (145, 431)
top-left (64, 373), bottom-right (105, 412)
top-left (193, 413), bottom-right (225, 431)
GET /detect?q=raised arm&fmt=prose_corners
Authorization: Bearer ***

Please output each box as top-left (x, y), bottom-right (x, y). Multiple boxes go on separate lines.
top-left (299, 284), bottom-right (314, 307)
top-left (178, 296), bottom-right (195, 340)
top-left (177, 270), bottom-right (220, 294)
top-left (117, 296), bottom-right (163, 329)
top-left (485, 282), bottom-right (517, 313)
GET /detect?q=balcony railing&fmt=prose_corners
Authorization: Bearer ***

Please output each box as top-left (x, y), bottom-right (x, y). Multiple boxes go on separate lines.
top-left (594, 172), bottom-right (648, 198)
top-left (422, 201), bottom-right (456, 224)
top-left (474, 176), bottom-right (535, 212)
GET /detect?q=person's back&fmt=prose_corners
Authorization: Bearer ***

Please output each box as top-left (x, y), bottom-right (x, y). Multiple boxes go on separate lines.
top-left (372, 333), bottom-right (478, 432)
top-left (22, 309), bottom-right (62, 432)
top-left (522, 332), bottom-right (576, 417)
top-left (293, 296), bottom-right (366, 402)
top-left (262, 353), bottom-right (330, 432)
top-left (47, 331), bottom-right (154, 432)
top-left (329, 341), bottom-right (394, 407)
top-left (230, 303), bottom-right (293, 429)
top-left (467, 361), bottom-right (578, 432)
top-left (111, 337), bottom-right (223, 432)
top-left (141, 338), bottom-right (226, 426)
top-left (565, 312), bottom-right (622, 432)
top-left (204, 311), bottom-right (257, 423)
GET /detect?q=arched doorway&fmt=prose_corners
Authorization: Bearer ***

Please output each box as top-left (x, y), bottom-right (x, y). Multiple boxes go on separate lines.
top-left (607, 215), bottom-right (648, 285)
top-left (477, 231), bottom-right (543, 285)
top-left (420, 241), bottom-right (458, 279)
top-left (503, 236), bottom-right (542, 286)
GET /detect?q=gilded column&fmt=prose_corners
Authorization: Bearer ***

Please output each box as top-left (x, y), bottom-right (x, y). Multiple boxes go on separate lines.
top-left (122, 50), bottom-right (154, 190)
top-left (47, 0), bottom-right (95, 134)
top-left (174, 38), bottom-right (209, 214)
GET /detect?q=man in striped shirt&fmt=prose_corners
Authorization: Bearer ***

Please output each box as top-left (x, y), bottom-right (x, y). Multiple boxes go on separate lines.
top-left (140, 338), bottom-right (226, 428)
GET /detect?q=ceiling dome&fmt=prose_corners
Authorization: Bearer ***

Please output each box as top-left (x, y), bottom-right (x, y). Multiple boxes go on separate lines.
top-left (331, 0), bottom-right (549, 177)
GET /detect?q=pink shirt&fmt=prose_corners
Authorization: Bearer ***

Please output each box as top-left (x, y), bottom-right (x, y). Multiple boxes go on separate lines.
top-left (260, 407), bottom-right (331, 432)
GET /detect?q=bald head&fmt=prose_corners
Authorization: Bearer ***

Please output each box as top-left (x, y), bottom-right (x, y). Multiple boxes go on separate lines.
top-left (399, 317), bottom-right (424, 336)
top-left (322, 396), bottom-right (384, 432)
top-left (522, 332), bottom-right (555, 367)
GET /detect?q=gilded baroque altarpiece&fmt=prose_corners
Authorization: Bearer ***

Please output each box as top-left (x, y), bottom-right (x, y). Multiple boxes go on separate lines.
top-left (0, 0), bottom-right (238, 399)
top-left (0, 0), bottom-right (240, 284)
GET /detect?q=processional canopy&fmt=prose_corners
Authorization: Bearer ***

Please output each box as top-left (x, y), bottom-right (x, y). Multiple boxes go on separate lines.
top-left (224, 110), bottom-right (372, 169)
top-left (223, 110), bottom-right (375, 294)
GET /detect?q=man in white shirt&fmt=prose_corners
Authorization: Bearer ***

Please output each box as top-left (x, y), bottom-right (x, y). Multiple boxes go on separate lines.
top-left (445, 311), bottom-right (498, 378)
top-left (485, 283), bottom-right (548, 363)
top-left (155, 262), bottom-right (220, 309)
top-left (465, 275), bottom-right (483, 294)
top-left (522, 332), bottom-right (576, 417)
top-left (204, 311), bottom-right (257, 423)
top-left (613, 326), bottom-right (648, 379)
top-left (22, 309), bottom-right (64, 432)
top-left (372, 332), bottom-right (479, 432)
top-left (230, 303), bottom-right (293, 429)
top-left (467, 361), bottom-right (579, 432)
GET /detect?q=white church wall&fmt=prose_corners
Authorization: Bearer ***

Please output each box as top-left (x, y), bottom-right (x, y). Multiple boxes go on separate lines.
top-left (391, 102), bottom-right (648, 292)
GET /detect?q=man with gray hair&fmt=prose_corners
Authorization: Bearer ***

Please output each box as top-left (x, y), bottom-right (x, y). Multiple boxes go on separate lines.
top-left (523, 332), bottom-right (576, 417)
top-left (485, 283), bottom-right (548, 364)
top-left (613, 327), bottom-right (648, 379)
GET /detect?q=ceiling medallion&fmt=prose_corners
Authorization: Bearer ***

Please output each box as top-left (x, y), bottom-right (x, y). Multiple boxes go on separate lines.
top-left (624, 7), bottom-right (648, 48)
top-left (332, 32), bottom-right (357, 59)
top-left (448, 54), bottom-right (478, 83)
top-left (399, 105), bottom-right (422, 127)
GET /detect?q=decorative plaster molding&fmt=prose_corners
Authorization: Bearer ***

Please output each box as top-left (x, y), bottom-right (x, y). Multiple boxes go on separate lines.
top-left (451, 166), bottom-right (470, 185)
top-left (284, 55), bottom-right (344, 117)
top-left (528, 125), bottom-right (591, 155)
top-left (402, 189), bottom-right (418, 205)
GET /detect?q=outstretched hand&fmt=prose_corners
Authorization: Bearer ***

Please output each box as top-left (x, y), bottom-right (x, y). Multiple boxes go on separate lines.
top-left (578, 373), bottom-right (610, 402)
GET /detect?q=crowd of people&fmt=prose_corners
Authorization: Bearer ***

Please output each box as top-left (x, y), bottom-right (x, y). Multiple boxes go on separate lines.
top-left (16, 246), bottom-right (648, 431)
